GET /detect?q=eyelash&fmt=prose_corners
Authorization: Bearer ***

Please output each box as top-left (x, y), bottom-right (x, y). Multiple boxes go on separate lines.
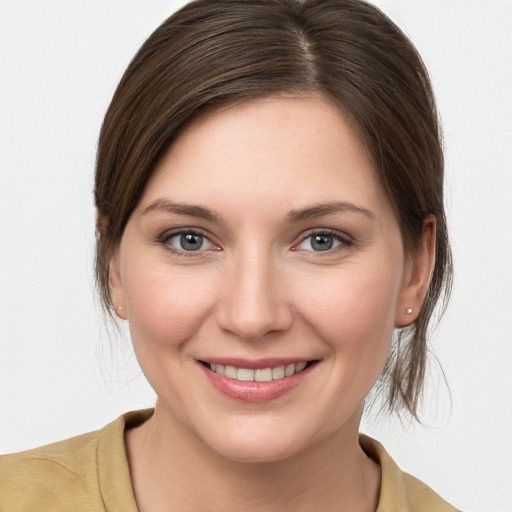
top-left (158, 229), bottom-right (219, 258)
top-left (292, 229), bottom-right (354, 254)
top-left (157, 228), bottom-right (353, 257)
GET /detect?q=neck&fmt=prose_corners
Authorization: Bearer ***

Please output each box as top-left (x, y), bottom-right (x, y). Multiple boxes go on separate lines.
top-left (125, 404), bottom-right (381, 512)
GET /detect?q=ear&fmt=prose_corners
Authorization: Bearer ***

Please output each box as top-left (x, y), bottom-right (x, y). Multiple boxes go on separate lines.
top-left (395, 215), bottom-right (436, 327)
top-left (110, 252), bottom-right (128, 320)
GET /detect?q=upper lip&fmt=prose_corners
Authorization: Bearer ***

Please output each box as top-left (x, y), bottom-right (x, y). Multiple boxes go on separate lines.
top-left (198, 357), bottom-right (317, 370)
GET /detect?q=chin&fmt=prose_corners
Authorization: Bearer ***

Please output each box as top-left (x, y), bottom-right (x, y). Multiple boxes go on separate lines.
top-left (196, 416), bottom-right (321, 464)
top-left (209, 435), bottom-right (303, 464)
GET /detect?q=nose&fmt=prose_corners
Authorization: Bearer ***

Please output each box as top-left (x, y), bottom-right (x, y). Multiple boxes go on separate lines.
top-left (215, 249), bottom-right (293, 341)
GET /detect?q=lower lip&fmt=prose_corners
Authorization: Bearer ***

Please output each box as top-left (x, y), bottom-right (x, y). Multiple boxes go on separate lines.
top-left (200, 363), bottom-right (314, 403)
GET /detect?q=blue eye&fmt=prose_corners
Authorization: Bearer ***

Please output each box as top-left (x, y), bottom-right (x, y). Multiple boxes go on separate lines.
top-left (166, 232), bottom-right (215, 252)
top-left (297, 232), bottom-right (348, 252)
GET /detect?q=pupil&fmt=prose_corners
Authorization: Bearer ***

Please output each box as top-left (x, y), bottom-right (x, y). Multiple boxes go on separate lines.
top-left (311, 235), bottom-right (333, 251)
top-left (181, 233), bottom-right (202, 251)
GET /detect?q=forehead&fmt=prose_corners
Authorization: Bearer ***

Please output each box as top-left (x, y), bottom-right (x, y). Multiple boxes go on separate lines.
top-left (140, 95), bottom-right (390, 221)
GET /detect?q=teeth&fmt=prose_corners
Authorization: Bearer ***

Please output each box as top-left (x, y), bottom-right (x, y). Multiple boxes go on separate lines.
top-left (237, 368), bottom-right (254, 381)
top-left (224, 365), bottom-right (237, 379)
top-left (207, 362), bottom-right (309, 382)
top-left (272, 366), bottom-right (285, 379)
top-left (284, 364), bottom-right (295, 377)
top-left (254, 368), bottom-right (272, 382)
top-left (295, 361), bottom-right (307, 372)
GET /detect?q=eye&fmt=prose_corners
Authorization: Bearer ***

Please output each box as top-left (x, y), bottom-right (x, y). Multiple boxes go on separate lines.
top-left (164, 231), bottom-right (216, 253)
top-left (295, 231), bottom-right (351, 252)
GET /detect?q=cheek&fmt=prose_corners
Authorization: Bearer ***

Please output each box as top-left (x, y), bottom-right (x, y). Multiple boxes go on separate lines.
top-left (121, 258), bottom-right (217, 353)
top-left (296, 262), bottom-right (401, 363)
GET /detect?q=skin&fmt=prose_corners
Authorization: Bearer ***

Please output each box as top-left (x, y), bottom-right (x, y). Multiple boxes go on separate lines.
top-left (110, 96), bottom-right (435, 512)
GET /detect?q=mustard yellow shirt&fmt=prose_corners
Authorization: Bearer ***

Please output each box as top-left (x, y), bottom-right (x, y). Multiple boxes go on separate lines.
top-left (0, 410), bottom-right (459, 511)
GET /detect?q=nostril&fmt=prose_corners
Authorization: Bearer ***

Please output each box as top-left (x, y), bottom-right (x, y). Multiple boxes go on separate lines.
top-left (215, 299), bottom-right (294, 341)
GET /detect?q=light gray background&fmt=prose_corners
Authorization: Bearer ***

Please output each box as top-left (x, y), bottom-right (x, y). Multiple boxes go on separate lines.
top-left (1, 1), bottom-right (511, 511)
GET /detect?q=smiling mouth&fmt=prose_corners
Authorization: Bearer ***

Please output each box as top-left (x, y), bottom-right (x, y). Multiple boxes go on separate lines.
top-left (200, 361), bottom-right (316, 383)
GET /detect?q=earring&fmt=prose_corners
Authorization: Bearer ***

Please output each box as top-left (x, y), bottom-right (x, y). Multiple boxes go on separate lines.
top-left (406, 308), bottom-right (413, 314)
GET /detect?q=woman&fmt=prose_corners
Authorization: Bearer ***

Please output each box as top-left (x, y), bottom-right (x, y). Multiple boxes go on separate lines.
top-left (1, 0), bottom-right (458, 510)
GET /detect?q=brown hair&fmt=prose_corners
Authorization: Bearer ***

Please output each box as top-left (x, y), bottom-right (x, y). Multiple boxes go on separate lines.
top-left (94, 0), bottom-right (452, 419)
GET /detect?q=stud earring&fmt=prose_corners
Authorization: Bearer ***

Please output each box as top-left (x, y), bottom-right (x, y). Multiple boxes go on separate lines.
top-left (406, 308), bottom-right (413, 314)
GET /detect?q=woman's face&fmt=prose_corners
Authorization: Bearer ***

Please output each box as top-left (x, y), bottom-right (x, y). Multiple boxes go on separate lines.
top-left (112, 96), bottom-right (425, 462)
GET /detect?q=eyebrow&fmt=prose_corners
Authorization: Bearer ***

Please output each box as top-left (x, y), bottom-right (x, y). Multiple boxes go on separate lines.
top-left (141, 199), bottom-right (375, 224)
top-left (284, 202), bottom-right (376, 223)
top-left (141, 199), bottom-right (222, 222)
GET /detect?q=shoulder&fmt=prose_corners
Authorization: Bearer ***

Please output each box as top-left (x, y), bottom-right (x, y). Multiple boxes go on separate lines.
top-left (0, 410), bottom-right (151, 512)
top-left (359, 434), bottom-right (460, 512)
top-left (399, 471), bottom-right (459, 512)
top-left (0, 429), bottom-right (104, 511)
